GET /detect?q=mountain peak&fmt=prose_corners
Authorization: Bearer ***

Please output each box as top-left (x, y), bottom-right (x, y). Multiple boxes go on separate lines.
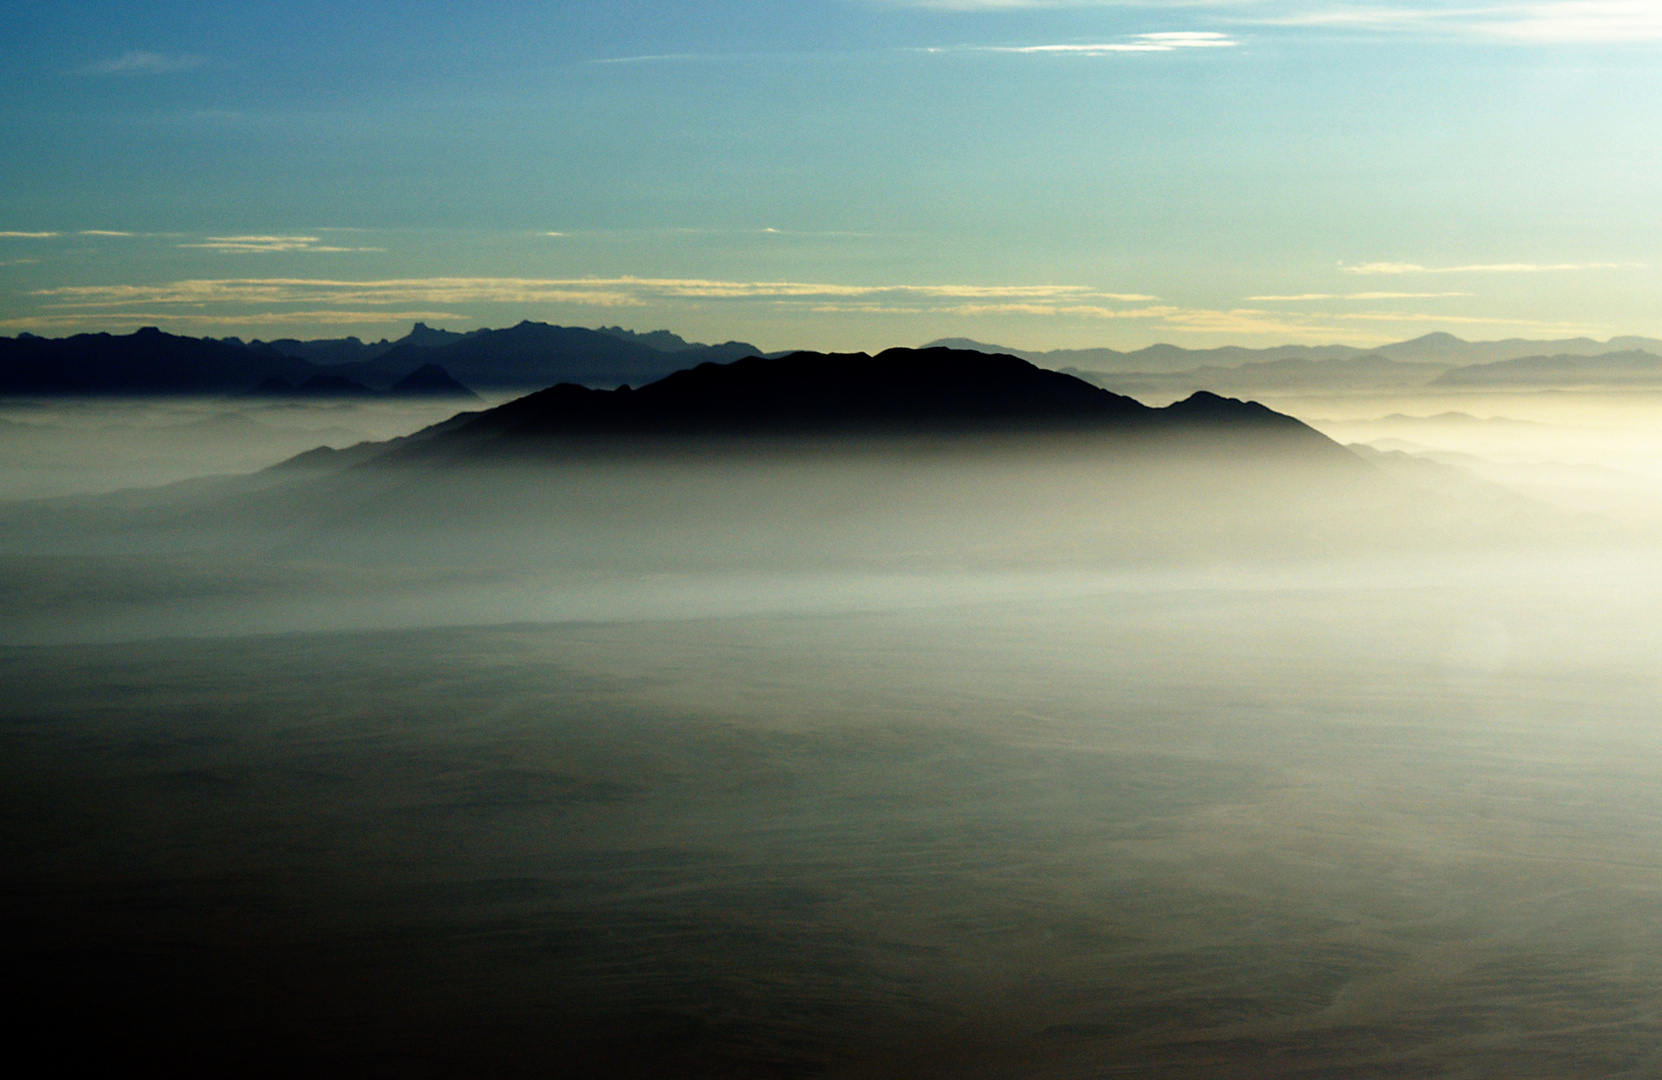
top-left (401, 322), bottom-right (469, 349)
top-left (389, 363), bottom-right (480, 399)
top-left (360, 347), bottom-right (1346, 468)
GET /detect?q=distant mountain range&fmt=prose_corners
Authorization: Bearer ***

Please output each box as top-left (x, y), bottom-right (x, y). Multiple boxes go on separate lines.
top-left (933, 333), bottom-right (1662, 396)
top-left (929, 332), bottom-right (1662, 374)
top-left (7, 321), bottom-right (1662, 400)
top-left (925, 337), bottom-right (1366, 374)
top-left (0, 322), bottom-right (764, 397)
top-left (1076, 354), bottom-right (1441, 397)
top-left (1430, 349), bottom-right (1662, 388)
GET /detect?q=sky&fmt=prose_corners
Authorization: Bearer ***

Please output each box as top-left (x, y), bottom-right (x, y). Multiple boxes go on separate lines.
top-left (2, 0), bottom-right (1661, 351)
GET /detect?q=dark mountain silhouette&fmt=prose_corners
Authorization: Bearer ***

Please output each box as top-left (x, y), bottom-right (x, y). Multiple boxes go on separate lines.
top-left (388, 364), bottom-right (480, 399)
top-left (360, 321), bottom-right (764, 390)
top-left (7, 347), bottom-right (1578, 585)
top-left (0, 322), bottom-right (767, 396)
top-left (241, 334), bottom-right (393, 367)
top-left (312, 347), bottom-right (1350, 472)
top-left (1430, 350), bottom-right (1662, 388)
top-left (231, 324), bottom-right (476, 370)
top-left (401, 322), bottom-right (474, 349)
top-left (0, 327), bottom-right (319, 395)
top-left (596, 326), bottom-right (761, 357)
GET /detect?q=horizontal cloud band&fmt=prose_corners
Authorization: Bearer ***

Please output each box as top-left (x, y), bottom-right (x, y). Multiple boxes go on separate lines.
top-left (34, 277), bottom-right (1160, 307)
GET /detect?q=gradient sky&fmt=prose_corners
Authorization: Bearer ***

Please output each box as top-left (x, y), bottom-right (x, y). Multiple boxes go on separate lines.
top-left (3, 1), bottom-right (1660, 351)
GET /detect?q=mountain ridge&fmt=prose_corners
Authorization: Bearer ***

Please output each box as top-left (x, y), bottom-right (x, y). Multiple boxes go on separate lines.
top-left (0, 322), bottom-right (766, 396)
top-left (284, 347), bottom-right (1352, 473)
top-left (1430, 349), bottom-right (1662, 388)
top-left (11, 322), bottom-right (1660, 400)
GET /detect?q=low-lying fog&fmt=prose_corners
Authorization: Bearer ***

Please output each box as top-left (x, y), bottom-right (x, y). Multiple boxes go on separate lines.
top-left (0, 395), bottom-right (514, 500)
top-left (1266, 388), bottom-right (1662, 523)
top-left (5, 387), bottom-right (1662, 1077)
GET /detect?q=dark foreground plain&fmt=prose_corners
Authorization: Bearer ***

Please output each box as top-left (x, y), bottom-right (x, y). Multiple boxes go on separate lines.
top-left (6, 565), bottom-right (1662, 1078)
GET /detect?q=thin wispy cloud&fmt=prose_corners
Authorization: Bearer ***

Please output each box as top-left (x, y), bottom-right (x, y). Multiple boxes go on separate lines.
top-left (34, 277), bottom-right (1159, 309)
top-left (76, 51), bottom-right (207, 76)
top-left (1249, 1), bottom-right (1662, 43)
top-left (18, 275), bottom-right (1608, 341)
top-left (0, 231), bottom-right (58, 238)
top-left (876, 1), bottom-right (1069, 8)
top-left (926, 32), bottom-right (1236, 55)
top-left (871, 1), bottom-right (1212, 9)
top-left (1330, 310), bottom-right (1596, 327)
top-left (78, 230), bottom-right (135, 237)
top-left (897, 1), bottom-right (1662, 44)
top-left (1344, 260), bottom-right (1633, 274)
top-left (180, 236), bottom-right (382, 254)
top-left (590, 53), bottom-right (709, 65)
top-left (1495, 1), bottom-right (1662, 42)
top-left (0, 311), bottom-right (469, 332)
top-left (1249, 290), bottom-right (1473, 299)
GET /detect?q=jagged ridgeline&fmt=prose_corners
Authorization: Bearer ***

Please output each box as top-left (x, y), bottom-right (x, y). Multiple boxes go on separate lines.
top-left (0, 322), bottom-right (764, 397)
top-left (274, 346), bottom-right (1358, 474)
top-left (8, 323), bottom-right (1662, 401)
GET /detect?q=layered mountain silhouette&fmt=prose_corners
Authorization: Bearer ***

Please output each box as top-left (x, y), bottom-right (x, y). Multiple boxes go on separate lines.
top-left (934, 332), bottom-right (1662, 378)
top-left (1431, 349), bottom-right (1662, 388)
top-left (927, 337), bottom-right (1366, 374)
top-left (0, 322), bottom-right (763, 396)
top-left (0, 327), bottom-right (322, 395)
top-left (9, 322), bottom-right (1660, 399)
top-left (388, 364), bottom-right (481, 399)
top-left (1080, 354), bottom-right (1444, 397)
top-left (360, 321), bottom-right (761, 391)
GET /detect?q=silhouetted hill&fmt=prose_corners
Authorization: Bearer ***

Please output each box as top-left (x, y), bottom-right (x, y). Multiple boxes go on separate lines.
top-left (1430, 350), bottom-right (1662, 388)
top-left (388, 364), bottom-right (480, 399)
top-left (342, 347), bottom-right (1350, 471)
top-left (9, 348), bottom-right (1589, 586)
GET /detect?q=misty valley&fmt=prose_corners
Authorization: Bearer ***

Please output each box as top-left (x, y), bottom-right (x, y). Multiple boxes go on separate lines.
top-left (5, 335), bottom-right (1662, 1077)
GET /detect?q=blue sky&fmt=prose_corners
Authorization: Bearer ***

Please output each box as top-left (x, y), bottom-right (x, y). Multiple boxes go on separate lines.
top-left (2, 1), bottom-right (1660, 350)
